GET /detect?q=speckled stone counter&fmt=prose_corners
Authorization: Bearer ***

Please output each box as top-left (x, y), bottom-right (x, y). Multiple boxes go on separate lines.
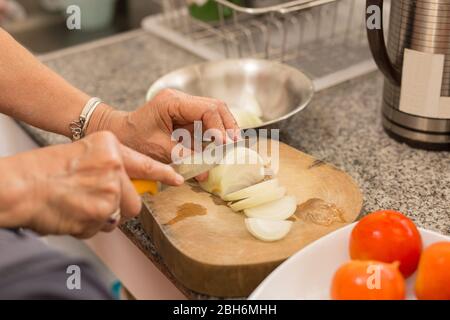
top-left (22, 30), bottom-right (449, 299)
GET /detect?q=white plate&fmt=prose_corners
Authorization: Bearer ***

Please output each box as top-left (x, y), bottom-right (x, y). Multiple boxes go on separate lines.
top-left (249, 223), bottom-right (450, 300)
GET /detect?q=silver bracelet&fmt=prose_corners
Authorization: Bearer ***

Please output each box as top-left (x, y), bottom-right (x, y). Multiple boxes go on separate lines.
top-left (70, 97), bottom-right (103, 141)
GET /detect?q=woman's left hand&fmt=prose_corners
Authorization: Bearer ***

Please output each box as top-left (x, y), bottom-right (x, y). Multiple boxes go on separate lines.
top-left (87, 89), bottom-right (240, 165)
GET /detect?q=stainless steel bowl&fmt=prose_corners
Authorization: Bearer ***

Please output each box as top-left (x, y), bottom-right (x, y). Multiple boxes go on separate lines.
top-left (146, 59), bottom-right (314, 129)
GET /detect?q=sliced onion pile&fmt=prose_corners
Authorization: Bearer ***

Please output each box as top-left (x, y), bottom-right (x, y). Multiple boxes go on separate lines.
top-left (199, 147), bottom-right (296, 242)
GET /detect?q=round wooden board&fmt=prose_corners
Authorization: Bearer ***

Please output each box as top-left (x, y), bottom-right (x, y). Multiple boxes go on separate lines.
top-left (140, 142), bottom-right (362, 297)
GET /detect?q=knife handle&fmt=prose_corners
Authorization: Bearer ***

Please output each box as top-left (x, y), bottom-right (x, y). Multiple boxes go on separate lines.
top-left (132, 180), bottom-right (159, 195)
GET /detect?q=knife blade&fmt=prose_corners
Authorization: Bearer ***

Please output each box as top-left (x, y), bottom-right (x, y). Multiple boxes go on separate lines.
top-left (171, 139), bottom-right (255, 181)
top-left (132, 139), bottom-right (256, 194)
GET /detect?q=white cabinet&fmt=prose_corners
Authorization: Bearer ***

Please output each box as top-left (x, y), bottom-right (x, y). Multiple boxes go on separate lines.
top-left (0, 115), bottom-right (37, 157)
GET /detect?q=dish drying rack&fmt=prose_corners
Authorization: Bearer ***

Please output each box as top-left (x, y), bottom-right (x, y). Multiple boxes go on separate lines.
top-left (142, 0), bottom-right (390, 91)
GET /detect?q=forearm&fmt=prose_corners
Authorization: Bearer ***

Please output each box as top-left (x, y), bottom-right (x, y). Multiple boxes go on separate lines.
top-left (0, 28), bottom-right (93, 137)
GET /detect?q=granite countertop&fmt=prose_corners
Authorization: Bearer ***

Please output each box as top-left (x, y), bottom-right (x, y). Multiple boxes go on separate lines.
top-left (23, 30), bottom-right (450, 299)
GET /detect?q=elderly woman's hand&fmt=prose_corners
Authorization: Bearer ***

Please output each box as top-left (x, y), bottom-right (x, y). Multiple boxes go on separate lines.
top-left (87, 89), bottom-right (240, 164)
top-left (0, 131), bottom-right (183, 238)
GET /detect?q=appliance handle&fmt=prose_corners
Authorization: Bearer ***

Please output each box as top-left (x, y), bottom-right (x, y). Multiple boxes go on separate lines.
top-left (366, 0), bottom-right (401, 85)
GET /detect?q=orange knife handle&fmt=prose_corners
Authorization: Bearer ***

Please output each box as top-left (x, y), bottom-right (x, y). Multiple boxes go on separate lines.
top-left (132, 180), bottom-right (159, 195)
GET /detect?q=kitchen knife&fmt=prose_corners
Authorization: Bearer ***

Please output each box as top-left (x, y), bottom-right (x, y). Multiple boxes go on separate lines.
top-left (132, 139), bottom-right (255, 195)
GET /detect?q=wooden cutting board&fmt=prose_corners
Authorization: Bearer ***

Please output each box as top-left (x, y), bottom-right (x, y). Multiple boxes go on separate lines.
top-left (140, 141), bottom-right (363, 297)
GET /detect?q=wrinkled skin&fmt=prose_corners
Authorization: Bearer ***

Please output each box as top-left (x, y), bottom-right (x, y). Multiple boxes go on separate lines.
top-left (88, 89), bottom-right (240, 165)
top-left (0, 28), bottom-right (240, 239)
top-left (0, 132), bottom-right (183, 238)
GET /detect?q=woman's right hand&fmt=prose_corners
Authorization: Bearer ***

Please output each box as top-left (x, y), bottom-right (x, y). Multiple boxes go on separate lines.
top-left (0, 131), bottom-right (183, 238)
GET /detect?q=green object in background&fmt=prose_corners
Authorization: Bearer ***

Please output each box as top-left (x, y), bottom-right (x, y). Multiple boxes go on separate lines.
top-left (189, 0), bottom-right (243, 22)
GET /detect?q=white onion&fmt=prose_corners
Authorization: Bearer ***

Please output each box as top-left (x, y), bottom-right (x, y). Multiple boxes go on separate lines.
top-left (229, 108), bottom-right (263, 129)
top-left (245, 218), bottom-right (293, 242)
top-left (198, 146), bottom-right (296, 242)
top-left (199, 147), bottom-right (265, 198)
top-left (244, 195), bottom-right (297, 220)
top-left (222, 179), bottom-right (279, 202)
top-left (229, 186), bottom-right (286, 212)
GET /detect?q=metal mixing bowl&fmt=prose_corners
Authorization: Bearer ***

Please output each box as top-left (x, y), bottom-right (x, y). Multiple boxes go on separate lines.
top-left (146, 59), bottom-right (314, 129)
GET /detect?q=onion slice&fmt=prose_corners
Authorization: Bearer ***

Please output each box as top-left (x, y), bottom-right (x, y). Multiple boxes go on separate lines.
top-left (245, 218), bottom-right (293, 242)
top-left (222, 179), bottom-right (279, 201)
top-left (229, 108), bottom-right (263, 129)
top-left (244, 195), bottom-right (297, 220)
top-left (229, 186), bottom-right (286, 212)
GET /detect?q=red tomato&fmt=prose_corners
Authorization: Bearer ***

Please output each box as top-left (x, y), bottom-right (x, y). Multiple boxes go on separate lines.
top-left (349, 210), bottom-right (422, 278)
top-left (415, 242), bottom-right (450, 300)
top-left (331, 260), bottom-right (406, 300)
